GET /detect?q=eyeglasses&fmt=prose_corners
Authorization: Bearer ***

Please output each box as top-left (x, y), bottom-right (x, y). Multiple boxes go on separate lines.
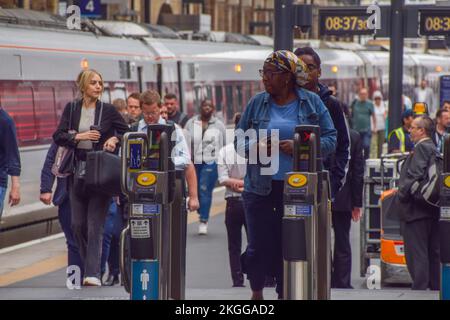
top-left (142, 111), bottom-right (160, 118)
top-left (259, 69), bottom-right (286, 79)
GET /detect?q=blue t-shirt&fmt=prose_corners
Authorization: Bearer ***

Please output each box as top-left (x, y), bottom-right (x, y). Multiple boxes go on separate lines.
top-left (267, 99), bottom-right (300, 180)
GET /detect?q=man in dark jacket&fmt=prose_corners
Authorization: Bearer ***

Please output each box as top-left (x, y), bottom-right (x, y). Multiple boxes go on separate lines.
top-left (0, 106), bottom-right (21, 219)
top-left (40, 143), bottom-right (83, 279)
top-left (398, 115), bottom-right (440, 290)
top-left (295, 47), bottom-right (350, 199)
top-left (331, 129), bottom-right (364, 288)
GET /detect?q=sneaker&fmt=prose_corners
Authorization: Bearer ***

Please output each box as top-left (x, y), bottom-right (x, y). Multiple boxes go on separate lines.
top-left (198, 222), bottom-right (208, 235)
top-left (83, 277), bottom-right (102, 286)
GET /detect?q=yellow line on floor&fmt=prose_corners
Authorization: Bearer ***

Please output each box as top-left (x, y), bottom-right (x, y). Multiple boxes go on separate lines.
top-left (0, 254), bottom-right (67, 287)
top-left (0, 200), bottom-right (226, 287)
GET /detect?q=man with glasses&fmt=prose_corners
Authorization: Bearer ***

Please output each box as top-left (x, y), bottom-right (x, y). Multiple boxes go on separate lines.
top-left (131, 90), bottom-right (199, 212)
top-left (397, 115), bottom-right (440, 290)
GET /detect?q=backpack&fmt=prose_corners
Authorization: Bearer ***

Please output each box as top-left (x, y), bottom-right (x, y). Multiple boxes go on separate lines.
top-left (410, 150), bottom-right (443, 207)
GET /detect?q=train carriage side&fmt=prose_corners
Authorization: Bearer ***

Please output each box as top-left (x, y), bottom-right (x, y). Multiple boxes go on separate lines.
top-left (0, 24), bottom-right (156, 247)
top-left (150, 39), bottom-right (267, 125)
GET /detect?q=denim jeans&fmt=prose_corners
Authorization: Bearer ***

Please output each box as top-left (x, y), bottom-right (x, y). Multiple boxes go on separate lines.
top-left (0, 186), bottom-right (6, 220)
top-left (241, 180), bottom-right (284, 298)
top-left (358, 131), bottom-right (372, 160)
top-left (58, 198), bottom-right (83, 275)
top-left (195, 162), bottom-right (218, 223)
top-left (101, 200), bottom-right (123, 276)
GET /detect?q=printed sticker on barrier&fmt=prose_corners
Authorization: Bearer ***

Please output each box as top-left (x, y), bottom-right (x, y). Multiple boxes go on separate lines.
top-left (284, 205), bottom-right (313, 216)
top-left (441, 207), bottom-right (450, 219)
top-left (132, 204), bottom-right (160, 215)
top-left (130, 219), bottom-right (151, 239)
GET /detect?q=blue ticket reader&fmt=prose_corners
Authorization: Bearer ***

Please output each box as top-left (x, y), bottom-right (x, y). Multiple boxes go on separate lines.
top-left (121, 124), bottom-right (175, 300)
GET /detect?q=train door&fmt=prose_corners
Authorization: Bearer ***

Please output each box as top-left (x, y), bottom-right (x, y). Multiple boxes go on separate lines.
top-left (225, 84), bottom-right (234, 124)
top-left (137, 66), bottom-right (144, 93)
top-left (215, 84), bottom-right (224, 120)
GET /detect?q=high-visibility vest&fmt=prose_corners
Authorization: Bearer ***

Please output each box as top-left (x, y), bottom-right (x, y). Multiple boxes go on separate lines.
top-left (388, 127), bottom-right (406, 152)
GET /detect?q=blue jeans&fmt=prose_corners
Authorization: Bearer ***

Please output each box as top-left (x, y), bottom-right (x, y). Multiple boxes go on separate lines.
top-left (59, 198), bottom-right (83, 274)
top-left (358, 131), bottom-right (372, 160)
top-left (101, 200), bottom-right (123, 276)
top-left (0, 186), bottom-right (6, 220)
top-left (195, 163), bottom-right (218, 223)
top-left (241, 181), bottom-right (284, 297)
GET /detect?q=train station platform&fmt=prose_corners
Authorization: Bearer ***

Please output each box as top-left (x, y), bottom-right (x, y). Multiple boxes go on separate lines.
top-left (0, 188), bottom-right (439, 300)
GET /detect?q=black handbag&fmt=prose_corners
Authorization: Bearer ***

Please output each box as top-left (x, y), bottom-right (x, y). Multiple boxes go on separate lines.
top-left (83, 102), bottom-right (122, 196)
top-left (85, 150), bottom-right (122, 196)
top-left (52, 102), bottom-right (76, 177)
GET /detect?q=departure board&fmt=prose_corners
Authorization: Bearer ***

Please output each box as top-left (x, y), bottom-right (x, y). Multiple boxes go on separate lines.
top-left (319, 9), bottom-right (373, 36)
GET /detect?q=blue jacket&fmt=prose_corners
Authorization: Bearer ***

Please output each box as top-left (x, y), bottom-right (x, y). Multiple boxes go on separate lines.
top-left (235, 88), bottom-right (337, 196)
top-left (0, 108), bottom-right (21, 188)
top-left (40, 142), bottom-right (68, 206)
top-left (318, 83), bottom-right (350, 199)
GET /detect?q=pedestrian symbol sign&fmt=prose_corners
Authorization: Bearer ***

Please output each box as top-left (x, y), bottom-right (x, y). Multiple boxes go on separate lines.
top-left (131, 260), bottom-right (159, 300)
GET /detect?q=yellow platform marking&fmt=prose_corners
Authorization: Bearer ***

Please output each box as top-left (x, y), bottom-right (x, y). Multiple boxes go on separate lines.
top-left (0, 254), bottom-right (67, 287)
top-left (0, 200), bottom-right (226, 286)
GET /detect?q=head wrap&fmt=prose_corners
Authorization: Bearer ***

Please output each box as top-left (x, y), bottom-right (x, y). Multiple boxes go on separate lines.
top-left (264, 50), bottom-right (310, 87)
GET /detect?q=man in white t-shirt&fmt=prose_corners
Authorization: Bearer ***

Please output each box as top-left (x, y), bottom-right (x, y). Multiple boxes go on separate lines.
top-left (371, 91), bottom-right (387, 158)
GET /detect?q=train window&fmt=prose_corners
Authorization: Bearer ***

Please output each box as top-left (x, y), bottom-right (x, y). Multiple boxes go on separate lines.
top-left (215, 85), bottom-right (223, 112)
top-left (101, 88), bottom-right (111, 103)
top-left (245, 83), bottom-right (252, 106)
top-left (236, 85), bottom-right (243, 112)
top-left (119, 61), bottom-right (131, 79)
top-left (194, 85), bottom-right (202, 110)
top-left (111, 88), bottom-right (127, 102)
top-left (34, 87), bottom-right (57, 142)
top-left (54, 87), bottom-right (75, 123)
top-left (205, 85), bottom-right (213, 100)
top-left (225, 85), bottom-right (234, 122)
top-left (0, 86), bottom-right (36, 145)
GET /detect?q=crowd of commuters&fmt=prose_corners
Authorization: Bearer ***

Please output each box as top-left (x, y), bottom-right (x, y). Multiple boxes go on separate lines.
top-left (2, 48), bottom-right (449, 297)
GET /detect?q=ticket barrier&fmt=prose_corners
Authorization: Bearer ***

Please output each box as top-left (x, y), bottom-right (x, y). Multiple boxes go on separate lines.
top-left (282, 125), bottom-right (331, 300)
top-left (119, 125), bottom-right (177, 300)
top-left (440, 135), bottom-right (450, 300)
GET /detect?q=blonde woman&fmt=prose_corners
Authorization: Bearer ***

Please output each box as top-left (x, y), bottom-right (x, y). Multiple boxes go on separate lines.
top-left (53, 69), bottom-right (129, 286)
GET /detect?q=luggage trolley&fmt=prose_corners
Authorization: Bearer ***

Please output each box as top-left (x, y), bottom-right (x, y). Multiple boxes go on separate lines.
top-left (360, 156), bottom-right (401, 278)
top-left (379, 153), bottom-right (412, 285)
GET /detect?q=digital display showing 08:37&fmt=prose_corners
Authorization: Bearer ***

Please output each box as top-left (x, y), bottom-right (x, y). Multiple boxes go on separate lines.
top-left (420, 10), bottom-right (450, 36)
top-left (319, 10), bottom-right (373, 36)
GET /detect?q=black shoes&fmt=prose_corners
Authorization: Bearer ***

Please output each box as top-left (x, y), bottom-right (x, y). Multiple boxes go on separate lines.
top-left (102, 274), bottom-right (120, 286)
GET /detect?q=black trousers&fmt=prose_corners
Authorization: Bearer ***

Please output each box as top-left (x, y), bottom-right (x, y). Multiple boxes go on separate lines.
top-left (402, 218), bottom-right (440, 290)
top-left (225, 197), bottom-right (247, 286)
top-left (69, 177), bottom-right (110, 279)
top-left (331, 210), bottom-right (353, 288)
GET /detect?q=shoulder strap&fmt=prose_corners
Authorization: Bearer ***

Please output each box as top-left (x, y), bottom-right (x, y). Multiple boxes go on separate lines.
top-left (69, 101), bottom-right (74, 130)
top-left (97, 101), bottom-right (104, 127)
